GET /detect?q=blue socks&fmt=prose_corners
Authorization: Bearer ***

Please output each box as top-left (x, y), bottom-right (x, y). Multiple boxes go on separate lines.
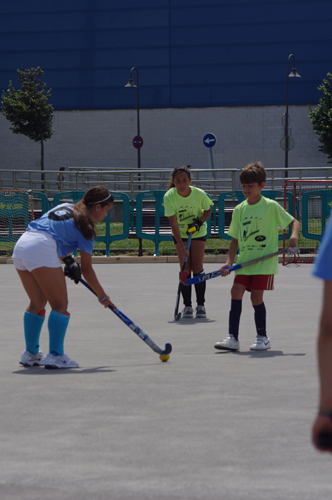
top-left (180, 269), bottom-right (206, 307)
top-left (253, 302), bottom-right (266, 336)
top-left (23, 310), bottom-right (70, 356)
top-left (194, 269), bottom-right (206, 306)
top-left (180, 273), bottom-right (192, 307)
top-left (228, 300), bottom-right (267, 339)
top-left (24, 310), bottom-right (46, 354)
top-left (48, 311), bottom-right (70, 356)
top-left (229, 299), bottom-right (242, 340)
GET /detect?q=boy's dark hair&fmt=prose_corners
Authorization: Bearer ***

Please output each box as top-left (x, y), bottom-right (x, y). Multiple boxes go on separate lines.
top-left (239, 162), bottom-right (266, 185)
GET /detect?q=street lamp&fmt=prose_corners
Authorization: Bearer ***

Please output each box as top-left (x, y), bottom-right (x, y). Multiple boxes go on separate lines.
top-left (125, 67), bottom-right (141, 185)
top-left (284, 54), bottom-right (301, 177)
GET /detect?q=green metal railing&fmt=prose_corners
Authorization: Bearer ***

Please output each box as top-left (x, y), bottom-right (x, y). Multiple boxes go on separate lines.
top-left (1, 173), bottom-right (332, 255)
top-left (52, 191), bottom-right (130, 257)
top-left (2, 166), bottom-right (332, 199)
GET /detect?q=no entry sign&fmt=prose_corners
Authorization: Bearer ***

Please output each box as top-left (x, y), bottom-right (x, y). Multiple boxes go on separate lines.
top-left (133, 136), bottom-right (143, 149)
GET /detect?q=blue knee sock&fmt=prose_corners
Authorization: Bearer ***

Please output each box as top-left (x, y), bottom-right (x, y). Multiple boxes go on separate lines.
top-left (48, 311), bottom-right (70, 356)
top-left (229, 299), bottom-right (242, 340)
top-left (24, 310), bottom-right (45, 354)
top-left (194, 269), bottom-right (206, 306)
top-left (253, 302), bottom-right (266, 337)
top-left (180, 274), bottom-right (192, 307)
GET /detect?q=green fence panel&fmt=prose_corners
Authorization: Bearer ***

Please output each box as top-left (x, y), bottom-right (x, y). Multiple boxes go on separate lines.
top-left (109, 192), bottom-right (130, 243)
top-left (53, 191), bottom-right (130, 256)
top-left (135, 191), bottom-right (172, 256)
top-left (217, 191), bottom-right (245, 240)
top-left (0, 191), bottom-right (30, 242)
top-left (301, 189), bottom-right (332, 241)
top-left (31, 191), bottom-right (50, 215)
top-left (53, 191), bottom-right (85, 206)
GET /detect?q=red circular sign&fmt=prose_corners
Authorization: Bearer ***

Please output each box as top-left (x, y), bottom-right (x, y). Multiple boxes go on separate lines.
top-left (133, 135), bottom-right (143, 149)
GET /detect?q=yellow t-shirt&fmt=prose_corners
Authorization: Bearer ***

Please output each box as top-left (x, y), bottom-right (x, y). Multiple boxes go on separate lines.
top-left (163, 186), bottom-right (214, 239)
top-left (228, 196), bottom-right (294, 275)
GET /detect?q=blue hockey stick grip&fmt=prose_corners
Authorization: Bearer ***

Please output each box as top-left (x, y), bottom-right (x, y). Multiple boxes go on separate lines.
top-left (226, 263), bottom-right (242, 272)
top-left (184, 262), bottom-right (242, 285)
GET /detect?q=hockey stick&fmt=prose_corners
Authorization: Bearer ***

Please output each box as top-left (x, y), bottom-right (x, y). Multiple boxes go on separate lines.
top-left (79, 277), bottom-right (172, 357)
top-left (174, 232), bottom-right (192, 321)
top-left (182, 248), bottom-right (292, 285)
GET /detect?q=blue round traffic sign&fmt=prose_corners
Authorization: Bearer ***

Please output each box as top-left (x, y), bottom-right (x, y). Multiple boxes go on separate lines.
top-left (133, 136), bottom-right (143, 149)
top-left (203, 133), bottom-right (216, 148)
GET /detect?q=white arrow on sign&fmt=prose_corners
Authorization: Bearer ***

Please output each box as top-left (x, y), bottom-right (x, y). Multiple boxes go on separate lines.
top-left (204, 137), bottom-right (216, 145)
top-left (203, 133), bottom-right (217, 148)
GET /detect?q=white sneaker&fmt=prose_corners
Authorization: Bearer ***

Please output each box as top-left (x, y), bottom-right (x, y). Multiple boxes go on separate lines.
top-left (182, 306), bottom-right (193, 319)
top-left (196, 305), bottom-right (207, 318)
top-left (214, 334), bottom-right (239, 351)
top-left (45, 353), bottom-right (79, 369)
top-left (19, 350), bottom-right (46, 367)
top-left (250, 336), bottom-right (271, 351)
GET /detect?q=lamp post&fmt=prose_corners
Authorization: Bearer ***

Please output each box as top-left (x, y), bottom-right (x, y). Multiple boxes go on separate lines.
top-left (125, 67), bottom-right (141, 188)
top-left (285, 54), bottom-right (301, 177)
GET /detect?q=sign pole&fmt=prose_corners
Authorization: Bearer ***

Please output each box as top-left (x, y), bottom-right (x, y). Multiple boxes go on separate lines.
top-left (203, 133), bottom-right (217, 187)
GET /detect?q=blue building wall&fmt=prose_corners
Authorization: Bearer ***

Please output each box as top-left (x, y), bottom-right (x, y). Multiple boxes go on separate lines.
top-left (0, 0), bottom-right (331, 110)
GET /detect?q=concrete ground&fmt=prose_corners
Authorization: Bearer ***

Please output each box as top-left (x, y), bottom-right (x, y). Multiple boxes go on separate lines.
top-left (0, 260), bottom-right (331, 500)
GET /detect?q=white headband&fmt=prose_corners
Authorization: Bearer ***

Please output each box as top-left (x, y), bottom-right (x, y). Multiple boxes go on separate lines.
top-left (83, 193), bottom-right (112, 205)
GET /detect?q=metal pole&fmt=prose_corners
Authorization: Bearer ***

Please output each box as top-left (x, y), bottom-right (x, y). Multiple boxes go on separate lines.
top-left (136, 70), bottom-right (141, 189)
top-left (125, 67), bottom-right (141, 191)
top-left (285, 54), bottom-right (300, 179)
top-left (285, 55), bottom-right (292, 178)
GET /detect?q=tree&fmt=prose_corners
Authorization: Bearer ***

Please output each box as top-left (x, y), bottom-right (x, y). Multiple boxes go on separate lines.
top-left (309, 73), bottom-right (332, 163)
top-left (1, 67), bottom-right (54, 175)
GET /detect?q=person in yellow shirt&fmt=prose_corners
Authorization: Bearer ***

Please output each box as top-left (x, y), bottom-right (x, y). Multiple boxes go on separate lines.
top-left (164, 165), bottom-right (213, 319)
top-left (214, 162), bottom-right (299, 351)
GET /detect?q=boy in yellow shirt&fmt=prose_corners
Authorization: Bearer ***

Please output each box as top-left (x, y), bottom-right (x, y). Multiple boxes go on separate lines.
top-left (214, 162), bottom-right (299, 351)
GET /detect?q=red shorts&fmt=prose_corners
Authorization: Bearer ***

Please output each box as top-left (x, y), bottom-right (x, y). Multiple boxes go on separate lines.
top-left (233, 274), bottom-right (274, 291)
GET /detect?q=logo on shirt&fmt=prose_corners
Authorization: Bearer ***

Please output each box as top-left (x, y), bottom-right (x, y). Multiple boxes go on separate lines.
top-left (48, 207), bottom-right (74, 221)
top-left (178, 205), bottom-right (197, 223)
top-left (242, 216), bottom-right (261, 241)
top-left (240, 215), bottom-right (267, 250)
top-left (255, 235), bottom-right (266, 242)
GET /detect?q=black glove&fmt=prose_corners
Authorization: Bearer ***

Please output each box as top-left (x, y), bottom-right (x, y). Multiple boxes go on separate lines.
top-left (62, 255), bottom-right (81, 284)
top-left (186, 217), bottom-right (203, 235)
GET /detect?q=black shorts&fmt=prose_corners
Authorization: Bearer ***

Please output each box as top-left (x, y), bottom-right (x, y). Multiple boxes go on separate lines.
top-left (173, 235), bottom-right (207, 244)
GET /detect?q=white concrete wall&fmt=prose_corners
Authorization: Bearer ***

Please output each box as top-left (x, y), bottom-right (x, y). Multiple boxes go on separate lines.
top-left (0, 104), bottom-right (327, 173)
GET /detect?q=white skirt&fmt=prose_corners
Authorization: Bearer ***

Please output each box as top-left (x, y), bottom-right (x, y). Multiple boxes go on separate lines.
top-left (13, 229), bottom-right (62, 271)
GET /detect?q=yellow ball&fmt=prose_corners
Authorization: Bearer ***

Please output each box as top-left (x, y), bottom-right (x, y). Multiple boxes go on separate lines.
top-left (159, 354), bottom-right (170, 362)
